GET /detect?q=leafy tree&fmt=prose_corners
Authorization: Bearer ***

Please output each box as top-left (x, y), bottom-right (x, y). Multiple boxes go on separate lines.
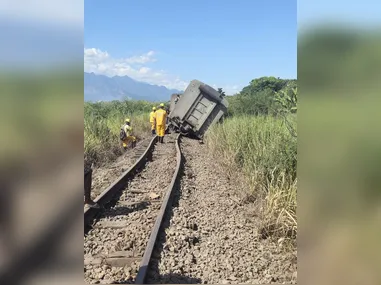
top-left (274, 85), bottom-right (297, 138)
top-left (274, 85), bottom-right (297, 114)
top-left (226, 76), bottom-right (297, 116)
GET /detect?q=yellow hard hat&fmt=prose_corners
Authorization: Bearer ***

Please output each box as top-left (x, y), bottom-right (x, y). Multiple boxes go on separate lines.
top-left (152, 107), bottom-right (156, 111)
top-left (125, 118), bottom-right (130, 123)
top-left (160, 103), bottom-right (164, 107)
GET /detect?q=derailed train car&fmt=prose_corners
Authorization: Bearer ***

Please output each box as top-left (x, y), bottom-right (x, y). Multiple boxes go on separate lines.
top-left (169, 93), bottom-right (181, 114)
top-left (168, 80), bottom-right (228, 138)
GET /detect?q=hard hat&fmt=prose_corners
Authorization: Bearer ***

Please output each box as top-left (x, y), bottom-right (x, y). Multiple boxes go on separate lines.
top-left (160, 103), bottom-right (164, 107)
top-left (125, 118), bottom-right (130, 123)
top-left (152, 107), bottom-right (156, 111)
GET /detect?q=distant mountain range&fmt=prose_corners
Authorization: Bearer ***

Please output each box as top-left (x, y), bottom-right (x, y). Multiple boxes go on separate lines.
top-left (84, 72), bottom-right (183, 102)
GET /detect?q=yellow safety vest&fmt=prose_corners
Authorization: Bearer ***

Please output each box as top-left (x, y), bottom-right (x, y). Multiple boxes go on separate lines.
top-left (149, 111), bottom-right (156, 123)
top-left (154, 109), bottom-right (167, 125)
top-left (124, 125), bottom-right (133, 136)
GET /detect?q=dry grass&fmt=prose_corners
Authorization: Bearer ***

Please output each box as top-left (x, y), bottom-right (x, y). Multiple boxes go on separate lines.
top-left (205, 115), bottom-right (297, 241)
top-left (84, 100), bottom-right (155, 166)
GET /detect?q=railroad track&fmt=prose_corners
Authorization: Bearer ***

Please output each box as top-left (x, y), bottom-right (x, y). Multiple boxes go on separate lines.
top-left (84, 132), bottom-right (183, 284)
top-left (88, 138), bottom-right (155, 203)
top-left (84, 134), bottom-right (297, 284)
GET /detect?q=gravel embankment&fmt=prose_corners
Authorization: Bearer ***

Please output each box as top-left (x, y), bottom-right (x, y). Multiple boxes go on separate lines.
top-left (84, 134), bottom-right (176, 284)
top-left (146, 137), bottom-right (297, 284)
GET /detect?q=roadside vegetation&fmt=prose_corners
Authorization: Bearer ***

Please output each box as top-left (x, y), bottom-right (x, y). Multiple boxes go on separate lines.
top-left (84, 100), bottom-right (158, 166)
top-left (206, 76), bottom-right (297, 243)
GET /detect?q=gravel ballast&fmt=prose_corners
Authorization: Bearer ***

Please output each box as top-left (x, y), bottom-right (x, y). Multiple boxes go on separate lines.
top-left (88, 138), bottom-right (151, 201)
top-left (146, 137), bottom-right (297, 284)
top-left (84, 134), bottom-right (177, 284)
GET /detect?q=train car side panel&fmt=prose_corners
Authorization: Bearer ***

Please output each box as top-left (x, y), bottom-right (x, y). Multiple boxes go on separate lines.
top-left (169, 80), bottom-right (201, 121)
top-left (196, 102), bottom-right (227, 137)
top-left (169, 93), bottom-right (181, 113)
top-left (185, 96), bottom-right (216, 129)
top-left (168, 79), bottom-right (228, 138)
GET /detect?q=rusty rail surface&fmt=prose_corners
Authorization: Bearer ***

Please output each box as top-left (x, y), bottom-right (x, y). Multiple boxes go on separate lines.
top-left (135, 133), bottom-right (183, 284)
top-left (84, 135), bottom-right (158, 227)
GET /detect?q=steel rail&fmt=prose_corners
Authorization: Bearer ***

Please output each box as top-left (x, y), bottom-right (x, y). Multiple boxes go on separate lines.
top-left (135, 133), bottom-right (183, 284)
top-left (84, 135), bottom-right (158, 228)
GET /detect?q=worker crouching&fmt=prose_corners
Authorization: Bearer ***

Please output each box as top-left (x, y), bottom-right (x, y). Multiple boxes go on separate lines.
top-left (154, 103), bottom-right (167, 143)
top-left (120, 118), bottom-right (136, 150)
top-left (150, 107), bottom-right (156, 135)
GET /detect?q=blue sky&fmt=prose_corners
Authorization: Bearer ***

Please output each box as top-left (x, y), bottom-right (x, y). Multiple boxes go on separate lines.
top-left (84, 0), bottom-right (297, 94)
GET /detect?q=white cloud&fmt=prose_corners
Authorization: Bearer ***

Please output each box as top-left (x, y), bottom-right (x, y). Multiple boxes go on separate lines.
top-left (125, 52), bottom-right (157, 64)
top-left (139, 67), bottom-right (151, 74)
top-left (84, 48), bottom-right (110, 62)
top-left (84, 47), bottom-right (242, 94)
top-left (84, 47), bottom-right (188, 90)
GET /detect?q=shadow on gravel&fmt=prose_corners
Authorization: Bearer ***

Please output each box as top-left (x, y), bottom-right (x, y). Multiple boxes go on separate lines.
top-left (111, 273), bottom-right (201, 284)
top-left (85, 201), bottom-right (150, 235)
top-left (102, 202), bottom-right (150, 218)
top-left (85, 143), bottom-right (157, 234)
top-left (147, 272), bottom-right (202, 284)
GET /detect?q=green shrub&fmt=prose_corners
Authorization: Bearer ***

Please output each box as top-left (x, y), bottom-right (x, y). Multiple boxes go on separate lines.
top-left (84, 100), bottom-right (157, 166)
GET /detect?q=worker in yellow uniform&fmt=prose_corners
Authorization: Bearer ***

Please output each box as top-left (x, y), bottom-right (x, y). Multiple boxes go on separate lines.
top-left (149, 107), bottom-right (156, 135)
top-left (154, 103), bottom-right (167, 143)
top-left (121, 118), bottom-right (136, 150)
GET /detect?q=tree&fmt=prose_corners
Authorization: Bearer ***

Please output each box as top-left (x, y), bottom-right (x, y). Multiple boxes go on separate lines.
top-left (274, 86), bottom-right (297, 114)
top-left (242, 76), bottom-right (289, 95)
top-left (274, 85), bottom-right (297, 138)
top-left (225, 76), bottom-right (297, 117)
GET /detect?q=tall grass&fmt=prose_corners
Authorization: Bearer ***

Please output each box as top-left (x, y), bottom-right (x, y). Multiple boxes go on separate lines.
top-left (205, 115), bottom-right (297, 240)
top-left (84, 100), bottom-right (156, 166)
